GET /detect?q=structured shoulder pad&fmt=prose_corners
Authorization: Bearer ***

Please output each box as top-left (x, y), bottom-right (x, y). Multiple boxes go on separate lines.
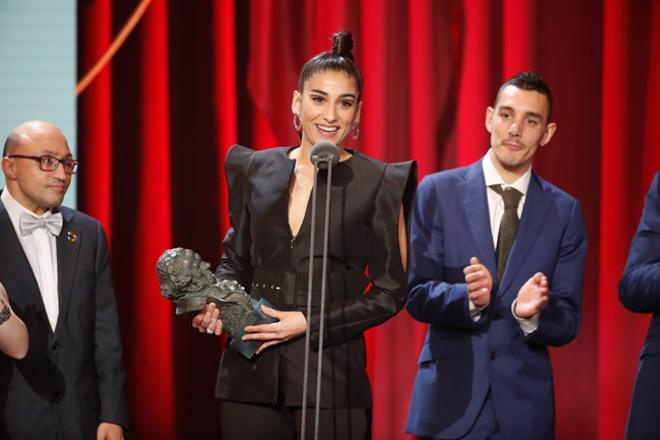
top-left (224, 145), bottom-right (256, 224)
top-left (379, 161), bottom-right (418, 221)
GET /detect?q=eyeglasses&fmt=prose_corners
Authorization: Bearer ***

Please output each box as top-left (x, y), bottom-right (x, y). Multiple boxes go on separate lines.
top-left (6, 154), bottom-right (78, 174)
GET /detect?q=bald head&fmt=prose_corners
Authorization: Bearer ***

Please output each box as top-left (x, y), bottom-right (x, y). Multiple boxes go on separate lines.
top-left (3, 121), bottom-right (68, 157)
top-left (2, 120), bottom-right (72, 214)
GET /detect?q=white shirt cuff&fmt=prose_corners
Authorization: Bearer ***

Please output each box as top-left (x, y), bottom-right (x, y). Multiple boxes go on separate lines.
top-left (468, 299), bottom-right (483, 321)
top-left (511, 299), bottom-right (539, 335)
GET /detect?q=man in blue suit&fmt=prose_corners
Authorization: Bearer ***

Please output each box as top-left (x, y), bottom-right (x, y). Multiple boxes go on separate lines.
top-left (619, 172), bottom-right (660, 440)
top-left (405, 72), bottom-right (587, 439)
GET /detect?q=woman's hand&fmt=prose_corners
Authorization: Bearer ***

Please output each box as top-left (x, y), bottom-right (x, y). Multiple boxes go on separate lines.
top-left (242, 306), bottom-right (307, 354)
top-left (192, 302), bottom-right (223, 336)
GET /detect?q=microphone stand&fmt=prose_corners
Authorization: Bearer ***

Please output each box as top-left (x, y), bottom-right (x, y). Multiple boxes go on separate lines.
top-left (300, 160), bottom-right (318, 440)
top-left (300, 144), bottom-right (337, 440)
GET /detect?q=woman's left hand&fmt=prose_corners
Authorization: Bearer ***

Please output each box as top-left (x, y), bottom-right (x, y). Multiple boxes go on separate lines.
top-left (242, 306), bottom-right (307, 355)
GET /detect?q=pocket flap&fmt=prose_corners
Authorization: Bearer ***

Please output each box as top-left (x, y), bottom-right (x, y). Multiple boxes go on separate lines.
top-left (418, 336), bottom-right (461, 363)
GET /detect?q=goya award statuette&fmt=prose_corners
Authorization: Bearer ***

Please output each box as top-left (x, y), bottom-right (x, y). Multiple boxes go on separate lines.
top-left (156, 247), bottom-right (276, 359)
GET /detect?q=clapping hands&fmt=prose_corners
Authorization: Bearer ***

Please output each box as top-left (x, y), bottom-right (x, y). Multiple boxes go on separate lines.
top-left (514, 272), bottom-right (549, 318)
top-left (463, 257), bottom-right (493, 309)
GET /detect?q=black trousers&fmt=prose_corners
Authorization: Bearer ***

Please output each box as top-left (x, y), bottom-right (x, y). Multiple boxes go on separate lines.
top-left (220, 401), bottom-right (371, 440)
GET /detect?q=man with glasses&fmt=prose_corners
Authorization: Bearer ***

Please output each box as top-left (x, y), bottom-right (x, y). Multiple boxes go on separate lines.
top-left (0, 121), bottom-right (128, 439)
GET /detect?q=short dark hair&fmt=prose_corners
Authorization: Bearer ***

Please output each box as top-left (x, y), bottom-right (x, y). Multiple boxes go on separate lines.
top-left (297, 30), bottom-right (363, 99)
top-left (495, 71), bottom-right (554, 121)
top-left (2, 133), bottom-right (19, 157)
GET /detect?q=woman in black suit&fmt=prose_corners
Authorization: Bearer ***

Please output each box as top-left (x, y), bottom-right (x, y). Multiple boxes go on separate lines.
top-left (194, 31), bottom-right (416, 439)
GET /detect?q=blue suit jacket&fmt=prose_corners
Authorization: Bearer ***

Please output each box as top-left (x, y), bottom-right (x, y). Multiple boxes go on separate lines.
top-left (405, 160), bottom-right (587, 439)
top-left (619, 172), bottom-right (660, 439)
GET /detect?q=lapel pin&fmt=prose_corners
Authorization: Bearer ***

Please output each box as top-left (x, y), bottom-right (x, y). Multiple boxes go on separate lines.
top-left (67, 231), bottom-right (78, 243)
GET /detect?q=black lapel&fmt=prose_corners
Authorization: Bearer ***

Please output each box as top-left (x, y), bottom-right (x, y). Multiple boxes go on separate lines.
top-left (498, 172), bottom-right (551, 294)
top-left (460, 162), bottom-right (497, 278)
top-left (55, 207), bottom-right (80, 335)
top-left (0, 199), bottom-right (50, 327)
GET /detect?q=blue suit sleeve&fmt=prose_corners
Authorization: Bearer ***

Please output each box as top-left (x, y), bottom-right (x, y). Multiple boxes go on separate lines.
top-left (526, 199), bottom-right (587, 347)
top-left (405, 176), bottom-right (477, 330)
top-left (619, 173), bottom-right (660, 313)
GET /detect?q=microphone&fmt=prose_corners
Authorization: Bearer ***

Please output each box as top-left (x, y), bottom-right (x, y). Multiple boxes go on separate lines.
top-left (310, 141), bottom-right (339, 169)
top-left (301, 140), bottom-right (339, 440)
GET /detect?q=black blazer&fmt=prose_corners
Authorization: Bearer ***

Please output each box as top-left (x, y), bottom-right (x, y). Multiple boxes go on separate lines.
top-left (0, 198), bottom-right (129, 439)
top-left (215, 145), bottom-right (417, 408)
top-left (619, 172), bottom-right (660, 439)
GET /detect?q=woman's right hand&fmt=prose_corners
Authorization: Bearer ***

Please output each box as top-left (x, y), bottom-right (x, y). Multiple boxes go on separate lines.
top-left (192, 302), bottom-right (223, 336)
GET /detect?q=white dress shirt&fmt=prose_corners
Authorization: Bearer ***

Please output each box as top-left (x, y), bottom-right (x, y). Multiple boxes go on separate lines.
top-left (482, 150), bottom-right (531, 247)
top-left (468, 150), bottom-right (538, 334)
top-left (2, 188), bottom-right (59, 330)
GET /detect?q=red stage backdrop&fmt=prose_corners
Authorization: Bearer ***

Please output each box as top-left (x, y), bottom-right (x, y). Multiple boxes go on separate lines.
top-left (78, 0), bottom-right (660, 438)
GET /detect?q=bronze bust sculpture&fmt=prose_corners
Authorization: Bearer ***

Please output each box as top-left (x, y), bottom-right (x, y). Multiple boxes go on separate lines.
top-left (156, 247), bottom-right (276, 358)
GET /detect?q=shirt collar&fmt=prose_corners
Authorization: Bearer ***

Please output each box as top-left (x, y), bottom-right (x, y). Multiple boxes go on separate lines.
top-left (482, 149), bottom-right (532, 196)
top-left (1, 188), bottom-right (55, 236)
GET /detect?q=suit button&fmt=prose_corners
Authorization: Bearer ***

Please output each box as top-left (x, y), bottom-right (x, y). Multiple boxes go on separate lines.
top-left (53, 391), bottom-right (63, 402)
top-left (52, 343), bottom-right (59, 351)
top-left (488, 351), bottom-right (497, 360)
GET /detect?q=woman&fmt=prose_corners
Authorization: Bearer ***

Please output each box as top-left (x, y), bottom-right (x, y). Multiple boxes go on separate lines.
top-left (194, 31), bottom-right (416, 439)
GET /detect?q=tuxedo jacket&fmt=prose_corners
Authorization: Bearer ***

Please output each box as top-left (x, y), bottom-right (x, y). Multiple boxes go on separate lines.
top-left (0, 197), bottom-right (129, 439)
top-left (405, 160), bottom-right (587, 440)
top-left (214, 145), bottom-right (417, 408)
top-left (619, 172), bottom-right (660, 439)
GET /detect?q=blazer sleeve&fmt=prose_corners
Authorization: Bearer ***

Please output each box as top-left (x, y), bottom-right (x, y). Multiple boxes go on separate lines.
top-left (619, 172), bottom-right (660, 313)
top-left (405, 175), bottom-right (480, 330)
top-left (307, 161), bottom-right (417, 348)
top-left (93, 220), bottom-right (130, 430)
top-left (525, 198), bottom-right (587, 347)
top-left (215, 145), bottom-right (255, 288)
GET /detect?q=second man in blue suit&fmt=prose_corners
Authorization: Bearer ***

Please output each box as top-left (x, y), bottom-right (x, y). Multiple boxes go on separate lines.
top-left (405, 72), bottom-right (587, 439)
top-left (619, 172), bottom-right (660, 440)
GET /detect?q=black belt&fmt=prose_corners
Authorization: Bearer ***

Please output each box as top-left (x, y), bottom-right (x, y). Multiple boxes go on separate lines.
top-left (249, 268), bottom-right (369, 308)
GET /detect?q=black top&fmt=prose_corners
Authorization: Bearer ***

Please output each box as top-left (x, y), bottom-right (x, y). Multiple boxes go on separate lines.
top-left (215, 145), bottom-right (416, 408)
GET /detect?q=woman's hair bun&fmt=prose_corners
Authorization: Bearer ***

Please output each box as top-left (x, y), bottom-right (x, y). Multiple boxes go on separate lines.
top-left (297, 30), bottom-right (363, 97)
top-left (331, 31), bottom-right (355, 61)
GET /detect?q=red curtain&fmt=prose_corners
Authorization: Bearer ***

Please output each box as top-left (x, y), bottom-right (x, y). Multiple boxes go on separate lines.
top-left (77, 0), bottom-right (660, 438)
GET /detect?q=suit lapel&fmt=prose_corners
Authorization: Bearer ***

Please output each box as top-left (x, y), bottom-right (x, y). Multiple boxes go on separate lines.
top-left (498, 172), bottom-right (551, 294)
top-left (460, 162), bottom-right (497, 277)
top-left (0, 200), bottom-right (50, 327)
top-left (55, 207), bottom-right (80, 335)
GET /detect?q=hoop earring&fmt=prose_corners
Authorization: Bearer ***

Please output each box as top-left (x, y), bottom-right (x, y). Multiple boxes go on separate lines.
top-left (351, 124), bottom-right (360, 140)
top-left (293, 114), bottom-right (302, 131)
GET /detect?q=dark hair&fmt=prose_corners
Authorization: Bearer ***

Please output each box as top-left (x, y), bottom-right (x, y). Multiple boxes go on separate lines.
top-left (297, 31), bottom-right (363, 98)
top-left (2, 133), bottom-right (18, 157)
top-left (495, 71), bottom-right (554, 121)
